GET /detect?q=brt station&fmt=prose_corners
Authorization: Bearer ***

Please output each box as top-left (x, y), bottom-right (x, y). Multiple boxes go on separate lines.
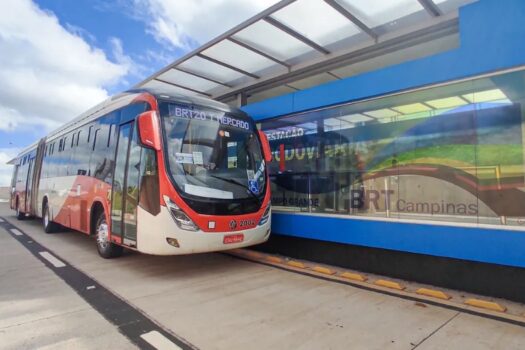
top-left (4, 0), bottom-right (525, 349)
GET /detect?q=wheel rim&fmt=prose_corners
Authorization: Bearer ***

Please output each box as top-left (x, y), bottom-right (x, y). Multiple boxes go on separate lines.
top-left (97, 221), bottom-right (109, 250)
top-left (44, 208), bottom-right (49, 227)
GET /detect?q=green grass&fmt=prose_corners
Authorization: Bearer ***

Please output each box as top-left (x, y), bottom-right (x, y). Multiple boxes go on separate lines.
top-left (370, 144), bottom-right (523, 174)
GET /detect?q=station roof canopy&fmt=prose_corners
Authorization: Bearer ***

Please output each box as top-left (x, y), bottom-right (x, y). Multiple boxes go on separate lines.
top-left (135, 0), bottom-right (476, 106)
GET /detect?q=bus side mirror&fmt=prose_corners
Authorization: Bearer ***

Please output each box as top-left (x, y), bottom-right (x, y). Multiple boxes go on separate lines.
top-left (258, 130), bottom-right (272, 163)
top-left (137, 111), bottom-right (161, 151)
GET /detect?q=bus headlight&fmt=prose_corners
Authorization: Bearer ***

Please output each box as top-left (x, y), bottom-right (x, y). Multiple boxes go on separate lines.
top-left (164, 196), bottom-right (199, 231)
top-left (258, 203), bottom-right (271, 226)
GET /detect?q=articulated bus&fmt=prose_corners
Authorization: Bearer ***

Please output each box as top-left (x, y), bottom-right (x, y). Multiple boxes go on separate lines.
top-left (9, 89), bottom-right (272, 258)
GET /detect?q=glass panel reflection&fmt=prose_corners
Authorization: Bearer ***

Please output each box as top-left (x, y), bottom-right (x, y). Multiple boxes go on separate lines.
top-left (272, 0), bottom-right (361, 46)
top-left (338, 0), bottom-right (425, 28)
top-left (179, 56), bottom-right (245, 83)
top-left (157, 69), bottom-right (218, 92)
top-left (262, 68), bottom-right (525, 228)
top-left (235, 20), bottom-right (317, 61)
top-left (203, 40), bottom-right (276, 73)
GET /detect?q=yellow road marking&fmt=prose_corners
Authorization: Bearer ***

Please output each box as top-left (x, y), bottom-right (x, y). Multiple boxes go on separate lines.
top-left (266, 256), bottom-right (283, 263)
top-left (340, 272), bottom-right (367, 282)
top-left (287, 260), bottom-right (306, 268)
top-left (312, 266), bottom-right (336, 275)
top-left (416, 288), bottom-right (451, 300)
top-left (375, 279), bottom-right (405, 290)
top-left (465, 298), bottom-right (507, 312)
top-left (245, 251), bottom-right (264, 259)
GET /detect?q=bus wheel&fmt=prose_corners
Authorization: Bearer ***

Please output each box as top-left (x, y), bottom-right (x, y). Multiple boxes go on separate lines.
top-left (42, 202), bottom-right (59, 233)
top-left (95, 213), bottom-right (123, 259)
top-left (16, 200), bottom-right (25, 220)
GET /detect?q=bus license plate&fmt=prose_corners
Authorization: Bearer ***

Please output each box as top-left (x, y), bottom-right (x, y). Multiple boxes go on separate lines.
top-left (223, 234), bottom-right (244, 244)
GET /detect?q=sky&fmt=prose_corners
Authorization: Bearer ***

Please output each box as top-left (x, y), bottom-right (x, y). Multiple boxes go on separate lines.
top-left (0, 0), bottom-right (279, 185)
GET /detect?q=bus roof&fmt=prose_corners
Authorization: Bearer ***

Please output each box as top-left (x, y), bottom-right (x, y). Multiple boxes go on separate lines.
top-left (8, 87), bottom-right (247, 163)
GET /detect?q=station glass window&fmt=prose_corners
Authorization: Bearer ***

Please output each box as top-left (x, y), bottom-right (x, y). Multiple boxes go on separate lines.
top-left (261, 68), bottom-right (525, 227)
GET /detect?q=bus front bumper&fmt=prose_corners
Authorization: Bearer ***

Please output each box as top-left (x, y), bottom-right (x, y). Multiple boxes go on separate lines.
top-left (136, 206), bottom-right (271, 255)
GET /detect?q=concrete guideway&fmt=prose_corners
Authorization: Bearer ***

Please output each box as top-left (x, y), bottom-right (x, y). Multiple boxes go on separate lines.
top-left (229, 250), bottom-right (525, 321)
top-left (1, 203), bottom-right (525, 349)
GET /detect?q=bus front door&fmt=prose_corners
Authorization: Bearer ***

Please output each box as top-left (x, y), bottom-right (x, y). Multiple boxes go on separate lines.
top-left (111, 122), bottom-right (141, 247)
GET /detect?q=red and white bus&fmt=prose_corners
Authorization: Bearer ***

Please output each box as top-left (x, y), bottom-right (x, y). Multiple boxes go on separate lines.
top-left (9, 89), bottom-right (272, 258)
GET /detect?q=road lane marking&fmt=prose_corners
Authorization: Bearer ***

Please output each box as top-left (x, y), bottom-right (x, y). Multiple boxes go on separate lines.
top-left (39, 251), bottom-right (66, 268)
top-left (4, 223), bottom-right (194, 349)
top-left (141, 331), bottom-right (182, 350)
top-left (10, 228), bottom-right (23, 236)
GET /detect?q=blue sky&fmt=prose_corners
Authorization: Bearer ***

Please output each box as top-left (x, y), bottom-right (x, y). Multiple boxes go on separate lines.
top-left (0, 0), bottom-right (182, 150)
top-left (0, 0), bottom-right (278, 185)
top-left (34, 0), bottom-right (191, 93)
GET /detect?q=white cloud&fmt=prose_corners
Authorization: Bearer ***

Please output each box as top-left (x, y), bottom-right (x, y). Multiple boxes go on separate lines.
top-left (130, 0), bottom-right (280, 50)
top-left (0, 0), bottom-right (281, 186)
top-left (65, 22), bottom-right (97, 45)
top-left (0, 0), bottom-right (130, 133)
top-left (0, 148), bottom-right (20, 188)
top-left (109, 37), bottom-right (147, 83)
top-left (0, 106), bottom-right (23, 131)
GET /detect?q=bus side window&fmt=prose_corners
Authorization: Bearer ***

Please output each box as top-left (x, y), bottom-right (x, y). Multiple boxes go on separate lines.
top-left (139, 147), bottom-right (160, 215)
top-left (75, 127), bottom-right (89, 175)
top-left (92, 129), bottom-right (100, 151)
top-left (107, 124), bottom-right (113, 147)
top-left (51, 143), bottom-right (56, 175)
top-left (62, 135), bottom-right (72, 176)
top-left (11, 164), bottom-right (19, 190)
top-left (121, 103), bottom-right (147, 124)
top-left (16, 156), bottom-right (28, 188)
top-left (69, 130), bottom-right (81, 176)
top-left (87, 125), bottom-right (93, 143)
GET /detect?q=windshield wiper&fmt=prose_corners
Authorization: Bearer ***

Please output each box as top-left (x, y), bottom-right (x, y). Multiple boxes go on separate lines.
top-left (209, 174), bottom-right (261, 205)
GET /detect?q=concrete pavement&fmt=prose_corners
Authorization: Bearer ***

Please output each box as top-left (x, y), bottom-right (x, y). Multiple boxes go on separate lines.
top-left (1, 202), bottom-right (525, 349)
top-left (0, 214), bottom-right (136, 349)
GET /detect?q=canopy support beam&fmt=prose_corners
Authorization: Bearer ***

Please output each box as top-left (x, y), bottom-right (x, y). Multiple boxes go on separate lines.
top-left (228, 37), bottom-right (291, 69)
top-left (196, 53), bottom-right (260, 79)
top-left (236, 92), bottom-right (248, 107)
top-left (418, 0), bottom-right (442, 17)
top-left (264, 16), bottom-right (330, 55)
top-left (174, 67), bottom-right (231, 88)
top-left (153, 78), bottom-right (212, 97)
top-left (323, 0), bottom-right (378, 40)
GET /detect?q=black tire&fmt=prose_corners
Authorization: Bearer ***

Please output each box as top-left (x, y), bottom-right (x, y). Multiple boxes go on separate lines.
top-left (95, 212), bottom-right (123, 259)
top-left (16, 199), bottom-right (25, 220)
top-left (42, 202), bottom-right (59, 233)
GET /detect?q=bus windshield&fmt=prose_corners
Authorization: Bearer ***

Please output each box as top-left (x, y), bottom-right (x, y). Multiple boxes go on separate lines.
top-left (160, 102), bottom-right (266, 202)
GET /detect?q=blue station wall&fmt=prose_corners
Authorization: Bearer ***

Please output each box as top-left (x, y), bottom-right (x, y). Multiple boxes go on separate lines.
top-left (242, 0), bottom-right (525, 268)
